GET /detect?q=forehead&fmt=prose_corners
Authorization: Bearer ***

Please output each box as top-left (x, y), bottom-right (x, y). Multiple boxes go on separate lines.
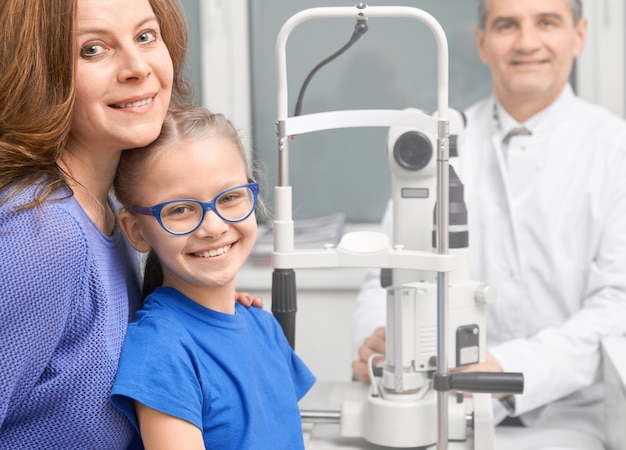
top-left (151, 135), bottom-right (246, 172)
top-left (76, 0), bottom-right (157, 32)
top-left (485, 0), bottom-right (573, 22)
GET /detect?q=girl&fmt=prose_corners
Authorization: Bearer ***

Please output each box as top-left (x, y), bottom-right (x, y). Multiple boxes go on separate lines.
top-left (111, 108), bottom-right (315, 449)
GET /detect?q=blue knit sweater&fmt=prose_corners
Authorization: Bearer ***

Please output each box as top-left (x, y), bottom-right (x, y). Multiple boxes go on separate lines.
top-left (0, 186), bottom-right (142, 449)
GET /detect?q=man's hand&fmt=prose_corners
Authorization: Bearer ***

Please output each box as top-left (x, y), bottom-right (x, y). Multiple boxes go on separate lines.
top-left (450, 352), bottom-right (505, 398)
top-left (235, 291), bottom-right (264, 308)
top-left (450, 352), bottom-right (502, 374)
top-left (352, 327), bottom-right (386, 383)
top-left (352, 329), bottom-right (503, 390)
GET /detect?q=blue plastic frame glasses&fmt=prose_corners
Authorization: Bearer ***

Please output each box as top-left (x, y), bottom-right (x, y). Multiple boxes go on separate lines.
top-left (131, 181), bottom-right (259, 236)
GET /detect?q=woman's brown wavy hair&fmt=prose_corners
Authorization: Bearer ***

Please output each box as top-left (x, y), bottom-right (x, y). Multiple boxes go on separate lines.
top-left (0, 0), bottom-right (194, 209)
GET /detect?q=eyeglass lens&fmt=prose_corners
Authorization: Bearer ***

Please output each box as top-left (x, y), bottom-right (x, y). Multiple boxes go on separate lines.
top-left (160, 186), bottom-right (255, 234)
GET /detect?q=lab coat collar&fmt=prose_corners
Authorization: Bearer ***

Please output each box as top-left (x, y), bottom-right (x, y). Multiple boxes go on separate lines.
top-left (493, 84), bottom-right (575, 139)
top-left (493, 102), bottom-right (525, 141)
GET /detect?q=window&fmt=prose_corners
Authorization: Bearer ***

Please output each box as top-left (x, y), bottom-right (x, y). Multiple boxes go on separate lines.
top-left (249, 0), bottom-right (491, 222)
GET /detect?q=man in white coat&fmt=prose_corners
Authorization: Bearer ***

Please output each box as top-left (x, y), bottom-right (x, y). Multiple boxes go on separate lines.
top-left (352, 0), bottom-right (626, 443)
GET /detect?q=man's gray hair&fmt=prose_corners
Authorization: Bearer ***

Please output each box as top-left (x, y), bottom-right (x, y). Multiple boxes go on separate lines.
top-left (478, 0), bottom-right (583, 29)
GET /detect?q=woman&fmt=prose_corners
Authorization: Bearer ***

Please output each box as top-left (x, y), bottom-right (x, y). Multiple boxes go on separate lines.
top-left (0, 0), bottom-right (192, 448)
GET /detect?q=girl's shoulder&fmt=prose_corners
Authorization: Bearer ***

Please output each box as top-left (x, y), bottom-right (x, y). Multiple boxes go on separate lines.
top-left (235, 303), bottom-right (291, 345)
top-left (236, 302), bottom-right (275, 323)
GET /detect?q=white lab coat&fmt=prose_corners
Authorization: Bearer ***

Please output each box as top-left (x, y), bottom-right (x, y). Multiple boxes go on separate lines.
top-left (352, 85), bottom-right (626, 441)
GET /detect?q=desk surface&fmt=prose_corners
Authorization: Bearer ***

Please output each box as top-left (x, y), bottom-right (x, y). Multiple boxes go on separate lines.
top-left (300, 382), bottom-right (605, 450)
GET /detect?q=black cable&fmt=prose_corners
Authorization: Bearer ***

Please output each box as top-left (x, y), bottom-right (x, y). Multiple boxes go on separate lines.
top-left (293, 19), bottom-right (368, 117)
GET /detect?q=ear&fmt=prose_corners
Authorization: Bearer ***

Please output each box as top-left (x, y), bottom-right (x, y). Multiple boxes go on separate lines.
top-left (118, 211), bottom-right (152, 253)
top-left (475, 26), bottom-right (488, 64)
top-left (573, 17), bottom-right (588, 58)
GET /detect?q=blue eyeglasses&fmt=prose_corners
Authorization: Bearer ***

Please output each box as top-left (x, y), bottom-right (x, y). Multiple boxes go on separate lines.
top-left (132, 181), bottom-right (259, 236)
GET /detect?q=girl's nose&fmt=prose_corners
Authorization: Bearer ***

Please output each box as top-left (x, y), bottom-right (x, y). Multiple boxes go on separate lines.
top-left (194, 210), bottom-right (229, 238)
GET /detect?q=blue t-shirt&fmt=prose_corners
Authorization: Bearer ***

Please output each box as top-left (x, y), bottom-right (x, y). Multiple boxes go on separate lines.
top-left (111, 287), bottom-right (316, 449)
top-left (0, 186), bottom-right (143, 449)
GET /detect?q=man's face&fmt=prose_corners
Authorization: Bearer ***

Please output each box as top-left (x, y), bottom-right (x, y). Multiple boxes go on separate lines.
top-left (476, 0), bottom-right (586, 113)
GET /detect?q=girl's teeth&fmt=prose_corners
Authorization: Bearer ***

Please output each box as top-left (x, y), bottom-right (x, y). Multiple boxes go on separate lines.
top-left (196, 245), bottom-right (231, 258)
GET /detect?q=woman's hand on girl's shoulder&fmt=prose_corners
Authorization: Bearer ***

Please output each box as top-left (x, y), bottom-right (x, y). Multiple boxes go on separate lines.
top-left (235, 292), bottom-right (264, 308)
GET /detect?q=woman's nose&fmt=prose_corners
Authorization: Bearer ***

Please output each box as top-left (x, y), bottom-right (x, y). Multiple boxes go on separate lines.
top-left (117, 47), bottom-right (152, 83)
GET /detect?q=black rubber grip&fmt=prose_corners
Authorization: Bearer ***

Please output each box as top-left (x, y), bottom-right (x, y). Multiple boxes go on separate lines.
top-left (435, 371), bottom-right (524, 394)
top-left (271, 269), bottom-right (297, 349)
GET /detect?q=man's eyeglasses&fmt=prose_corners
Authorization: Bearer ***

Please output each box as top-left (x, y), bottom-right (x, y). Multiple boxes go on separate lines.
top-left (131, 181), bottom-right (259, 236)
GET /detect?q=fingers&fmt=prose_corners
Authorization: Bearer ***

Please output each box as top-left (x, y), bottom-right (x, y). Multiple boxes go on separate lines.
top-left (360, 327), bottom-right (386, 357)
top-left (352, 327), bottom-right (387, 384)
top-left (484, 352), bottom-right (502, 372)
top-left (352, 360), bottom-right (370, 383)
top-left (234, 291), bottom-right (264, 308)
top-left (451, 352), bottom-right (502, 374)
top-left (250, 295), bottom-right (264, 308)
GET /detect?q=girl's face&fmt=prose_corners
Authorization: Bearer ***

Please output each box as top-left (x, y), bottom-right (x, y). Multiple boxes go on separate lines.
top-left (70, 0), bottom-right (173, 155)
top-left (122, 136), bottom-right (257, 302)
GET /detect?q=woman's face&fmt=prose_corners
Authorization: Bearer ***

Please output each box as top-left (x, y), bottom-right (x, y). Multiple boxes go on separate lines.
top-left (70, 0), bottom-right (174, 154)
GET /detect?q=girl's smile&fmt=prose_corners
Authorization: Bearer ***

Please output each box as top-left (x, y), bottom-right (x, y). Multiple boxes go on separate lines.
top-left (192, 243), bottom-right (234, 259)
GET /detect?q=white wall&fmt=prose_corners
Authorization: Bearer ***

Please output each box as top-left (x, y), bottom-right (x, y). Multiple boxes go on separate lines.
top-left (576, 0), bottom-right (626, 117)
top-left (198, 0), bottom-right (252, 152)
top-left (577, 0), bottom-right (626, 117)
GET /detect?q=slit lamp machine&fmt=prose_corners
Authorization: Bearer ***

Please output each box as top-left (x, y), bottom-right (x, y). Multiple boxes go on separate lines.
top-left (269, 5), bottom-right (524, 449)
